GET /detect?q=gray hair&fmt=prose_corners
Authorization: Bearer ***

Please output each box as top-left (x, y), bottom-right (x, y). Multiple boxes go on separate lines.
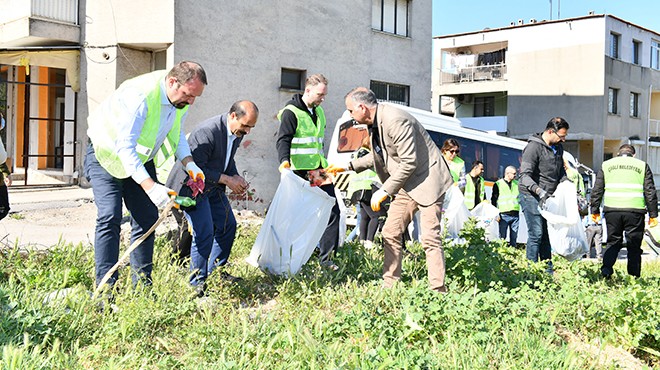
top-left (345, 87), bottom-right (378, 108)
top-left (505, 165), bottom-right (517, 174)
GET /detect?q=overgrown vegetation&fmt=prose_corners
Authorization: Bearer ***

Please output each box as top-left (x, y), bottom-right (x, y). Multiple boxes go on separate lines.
top-left (1, 218), bottom-right (659, 369)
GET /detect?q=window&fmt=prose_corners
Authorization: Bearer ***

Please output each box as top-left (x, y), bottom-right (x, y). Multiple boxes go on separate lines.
top-left (473, 96), bottom-right (495, 117)
top-left (426, 131), bottom-right (523, 182)
top-left (280, 68), bottom-right (305, 90)
top-left (652, 40), bottom-right (660, 70)
top-left (633, 40), bottom-right (641, 65)
top-left (630, 92), bottom-right (640, 118)
top-left (372, 0), bottom-right (409, 37)
top-left (608, 88), bottom-right (619, 114)
top-left (370, 80), bottom-right (410, 106)
top-left (609, 32), bottom-right (620, 59)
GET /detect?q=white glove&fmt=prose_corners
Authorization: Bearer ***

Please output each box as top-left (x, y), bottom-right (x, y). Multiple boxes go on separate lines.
top-left (186, 161), bottom-right (205, 182)
top-left (146, 183), bottom-right (175, 209)
top-left (371, 188), bottom-right (389, 212)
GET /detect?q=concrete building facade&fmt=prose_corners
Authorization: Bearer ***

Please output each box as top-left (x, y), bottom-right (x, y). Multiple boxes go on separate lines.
top-left (433, 14), bottom-right (660, 180)
top-left (0, 0), bottom-right (432, 208)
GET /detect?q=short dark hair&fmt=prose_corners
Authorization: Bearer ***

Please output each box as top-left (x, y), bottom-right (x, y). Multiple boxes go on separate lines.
top-left (471, 160), bottom-right (483, 170)
top-left (229, 100), bottom-right (259, 119)
top-left (618, 144), bottom-right (635, 156)
top-left (167, 61), bottom-right (208, 85)
top-left (545, 117), bottom-right (569, 132)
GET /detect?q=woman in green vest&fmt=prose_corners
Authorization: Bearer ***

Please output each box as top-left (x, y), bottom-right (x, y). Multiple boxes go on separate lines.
top-left (441, 138), bottom-right (466, 190)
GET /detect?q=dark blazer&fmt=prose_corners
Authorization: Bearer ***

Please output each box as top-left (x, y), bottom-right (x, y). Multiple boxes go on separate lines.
top-left (166, 113), bottom-right (242, 198)
top-left (350, 103), bottom-right (453, 206)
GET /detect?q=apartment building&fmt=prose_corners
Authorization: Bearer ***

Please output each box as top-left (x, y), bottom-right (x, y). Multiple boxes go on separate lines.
top-left (0, 0), bottom-right (431, 207)
top-left (432, 14), bottom-right (660, 179)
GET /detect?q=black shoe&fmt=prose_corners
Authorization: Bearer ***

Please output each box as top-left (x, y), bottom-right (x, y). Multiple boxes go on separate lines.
top-left (220, 271), bottom-right (243, 283)
top-left (192, 283), bottom-right (207, 298)
top-left (320, 261), bottom-right (339, 271)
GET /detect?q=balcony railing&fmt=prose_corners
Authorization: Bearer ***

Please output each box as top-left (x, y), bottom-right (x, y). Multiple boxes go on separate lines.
top-left (439, 64), bottom-right (507, 85)
top-left (31, 0), bottom-right (79, 25)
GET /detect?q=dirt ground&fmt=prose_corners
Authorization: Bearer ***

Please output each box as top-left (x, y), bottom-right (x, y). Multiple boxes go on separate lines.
top-left (0, 198), bottom-right (264, 250)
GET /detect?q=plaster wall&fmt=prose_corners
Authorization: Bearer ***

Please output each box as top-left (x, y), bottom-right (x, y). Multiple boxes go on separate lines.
top-left (172, 0), bottom-right (432, 209)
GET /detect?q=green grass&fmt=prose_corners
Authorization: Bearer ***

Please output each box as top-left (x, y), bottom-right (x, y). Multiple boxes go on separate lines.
top-left (1, 218), bottom-right (659, 369)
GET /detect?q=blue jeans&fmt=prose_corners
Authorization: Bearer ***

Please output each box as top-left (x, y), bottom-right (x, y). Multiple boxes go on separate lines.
top-left (519, 193), bottom-right (552, 269)
top-left (498, 212), bottom-right (519, 246)
top-left (84, 144), bottom-right (159, 287)
top-left (184, 187), bottom-right (236, 286)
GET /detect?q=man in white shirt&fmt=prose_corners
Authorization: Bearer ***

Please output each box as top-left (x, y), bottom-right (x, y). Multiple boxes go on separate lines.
top-left (85, 61), bottom-right (207, 290)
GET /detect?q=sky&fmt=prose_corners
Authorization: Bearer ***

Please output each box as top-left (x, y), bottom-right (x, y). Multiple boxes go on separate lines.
top-left (432, 0), bottom-right (660, 36)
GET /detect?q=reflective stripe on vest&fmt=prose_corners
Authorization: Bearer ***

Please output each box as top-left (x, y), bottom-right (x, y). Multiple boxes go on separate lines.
top-left (602, 156), bottom-right (646, 209)
top-left (278, 104), bottom-right (328, 170)
top-left (495, 179), bottom-right (520, 212)
top-left (448, 156), bottom-right (464, 183)
top-left (88, 70), bottom-right (185, 178)
top-left (464, 175), bottom-right (485, 210)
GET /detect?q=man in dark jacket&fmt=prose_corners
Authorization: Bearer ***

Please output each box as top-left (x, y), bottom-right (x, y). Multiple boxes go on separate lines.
top-left (518, 117), bottom-right (569, 272)
top-left (167, 100), bottom-right (258, 295)
top-left (590, 144), bottom-right (658, 278)
top-left (276, 74), bottom-right (341, 270)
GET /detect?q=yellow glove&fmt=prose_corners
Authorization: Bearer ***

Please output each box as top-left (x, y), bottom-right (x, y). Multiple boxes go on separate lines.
top-left (591, 214), bottom-right (601, 224)
top-left (371, 188), bottom-right (389, 212)
top-left (185, 162), bottom-right (205, 182)
top-left (649, 217), bottom-right (658, 228)
top-left (278, 161), bottom-right (291, 173)
top-left (481, 199), bottom-right (490, 204)
top-left (325, 163), bottom-right (347, 175)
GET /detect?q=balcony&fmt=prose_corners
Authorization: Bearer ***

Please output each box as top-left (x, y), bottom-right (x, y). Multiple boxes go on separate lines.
top-left (0, 0), bottom-right (79, 47)
top-left (439, 64), bottom-right (507, 85)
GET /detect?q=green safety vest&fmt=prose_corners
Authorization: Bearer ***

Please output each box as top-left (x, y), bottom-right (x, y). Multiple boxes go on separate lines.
top-left (346, 167), bottom-right (380, 202)
top-left (602, 156), bottom-right (646, 209)
top-left (448, 156), bottom-right (465, 183)
top-left (495, 179), bottom-right (520, 212)
top-left (88, 70), bottom-right (185, 179)
top-left (278, 104), bottom-right (328, 170)
top-left (464, 175), bottom-right (485, 210)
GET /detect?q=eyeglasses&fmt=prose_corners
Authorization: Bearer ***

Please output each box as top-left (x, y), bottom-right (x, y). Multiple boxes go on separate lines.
top-left (449, 149), bottom-right (460, 154)
top-left (554, 130), bottom-right (567, 139)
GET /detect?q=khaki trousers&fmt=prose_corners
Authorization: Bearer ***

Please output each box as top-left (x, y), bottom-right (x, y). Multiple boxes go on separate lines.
top-left (381, 190), bottom-right (446, 292)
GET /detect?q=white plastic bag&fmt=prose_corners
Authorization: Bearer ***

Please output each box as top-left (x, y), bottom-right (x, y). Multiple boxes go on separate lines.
top-left (442, 186), bottom-right (472, 239)
top-left (246, 171), bottom-right (335, 276)
top-left (470, 202), bottom-right (501, 241)
top-left (540, 181), bottom-right (588, 261)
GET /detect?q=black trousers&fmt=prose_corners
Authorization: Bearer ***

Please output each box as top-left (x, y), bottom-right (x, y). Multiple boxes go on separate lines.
top-left (0, 184), bottom-right (9, 221)
top-left (602, 211), bottom-right (645, 277)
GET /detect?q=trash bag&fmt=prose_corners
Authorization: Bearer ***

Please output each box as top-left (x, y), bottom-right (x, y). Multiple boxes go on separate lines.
top-left (442, 186), bottom-right (472, 239)
top-left (540, 181), bottom-right (588, 261)
top-left (246, 171), bottom-right (335, 276)
top-left (470, 201), bottom-right (500, 241)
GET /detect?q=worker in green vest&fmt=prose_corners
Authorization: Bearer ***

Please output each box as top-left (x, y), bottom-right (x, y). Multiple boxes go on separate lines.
top-left (276, 74), bottom-right (340, 271)
top-left (345, 143), bottom-right (387, 248)
top-left (441, 138), bottom-right (466, 190)
top-left (464, 160), bottom-right (485, 210)
top-left (85, 61), bottom-right (207, 290)
top-left (491, 166), bottom-right (520, 246)
top-left (590, 144), bottom-right (658, 278)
